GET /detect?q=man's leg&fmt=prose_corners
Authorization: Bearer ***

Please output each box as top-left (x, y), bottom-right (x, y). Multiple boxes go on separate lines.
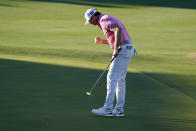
top-left (91, 56), bottom-right (124, 116)
top-left (115, 56), bottom-right (132, 112)
top-left (104, 55), bottom-right (126, 110)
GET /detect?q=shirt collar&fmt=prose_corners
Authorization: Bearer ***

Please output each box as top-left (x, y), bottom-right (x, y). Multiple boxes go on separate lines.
top-left (97, 14), bottom-right (104, 27)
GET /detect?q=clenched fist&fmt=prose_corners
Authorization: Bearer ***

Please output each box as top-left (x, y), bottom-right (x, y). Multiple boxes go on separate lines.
top-left (95, 36), bottom-right (101, 44)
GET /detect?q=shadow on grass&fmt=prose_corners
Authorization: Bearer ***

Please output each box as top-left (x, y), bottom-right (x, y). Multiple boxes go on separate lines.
top-left (0, 4), bottom-right (16, 7)
top-left (30, 0), bottom-right (196, 9)
top-left (92, 115), bottom-right (196, 123)
top-left (0, 58), bottom-right (196, 130)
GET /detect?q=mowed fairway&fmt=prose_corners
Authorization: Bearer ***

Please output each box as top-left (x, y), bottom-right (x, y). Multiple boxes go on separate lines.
top-left (0, 0), bottom-right (196, 130)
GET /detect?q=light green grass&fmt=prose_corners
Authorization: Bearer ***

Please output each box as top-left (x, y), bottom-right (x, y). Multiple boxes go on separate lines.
top-left (0, 0), bottom-right (196, 130)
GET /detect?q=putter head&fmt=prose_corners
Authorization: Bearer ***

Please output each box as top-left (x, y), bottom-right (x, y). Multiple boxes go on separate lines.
top-left (86, 92), bottom-right (92, 96)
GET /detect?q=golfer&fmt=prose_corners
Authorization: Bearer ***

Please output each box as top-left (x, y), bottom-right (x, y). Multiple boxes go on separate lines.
top-left (85, 9), bottom-right (137, 116)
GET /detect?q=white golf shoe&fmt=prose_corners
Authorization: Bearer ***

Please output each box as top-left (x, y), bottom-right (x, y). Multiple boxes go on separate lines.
top-left (92, 107), bottom-right (113, 116)
top-left (113, 109), bottom-right (125, 117)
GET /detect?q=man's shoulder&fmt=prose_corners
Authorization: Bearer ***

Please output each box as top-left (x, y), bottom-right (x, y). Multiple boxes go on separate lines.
top-left (100, 14), bottom-right (113, 23)
top-left (98, 14), bottom-right (118, 30)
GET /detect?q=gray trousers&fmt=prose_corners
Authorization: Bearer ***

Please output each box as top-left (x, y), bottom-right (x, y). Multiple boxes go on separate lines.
top-left (104, 42), bottom-right (136, 111)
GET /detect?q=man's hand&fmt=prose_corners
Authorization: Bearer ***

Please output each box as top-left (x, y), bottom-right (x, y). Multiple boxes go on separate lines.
top-left (95, 36), bottom-right (101, 44)
top-left (95, 36), bottom-right (109, 44)
top-left (113, 48), bottom-right (119, 58)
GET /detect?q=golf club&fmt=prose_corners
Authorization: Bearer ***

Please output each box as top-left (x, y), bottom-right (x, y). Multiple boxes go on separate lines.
top-left (86, 47), bottom-right (121, 96)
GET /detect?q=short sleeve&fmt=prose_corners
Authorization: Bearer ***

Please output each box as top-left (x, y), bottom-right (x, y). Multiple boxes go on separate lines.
top-left (100, 19), bottom-right (115, 32)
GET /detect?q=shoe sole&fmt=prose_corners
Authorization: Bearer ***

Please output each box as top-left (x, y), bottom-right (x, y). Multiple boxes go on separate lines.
top-left (92, 112), bottom-right (125, 117)
top-left (114, 114), bottom-right (125, 117)
top-left (92, 111), bottom-right (113, 116)
top-left (92, 113), bottom-right (113, 116)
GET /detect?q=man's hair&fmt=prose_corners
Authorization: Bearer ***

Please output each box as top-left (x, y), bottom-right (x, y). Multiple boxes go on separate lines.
top-left (94, 11), bottom-right (101, 16)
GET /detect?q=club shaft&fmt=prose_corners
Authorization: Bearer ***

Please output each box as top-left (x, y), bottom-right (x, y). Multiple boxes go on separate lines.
top-left (89, 58), bottom-right (114, 93)
top-left (87, 47), bottom-right (121, 95)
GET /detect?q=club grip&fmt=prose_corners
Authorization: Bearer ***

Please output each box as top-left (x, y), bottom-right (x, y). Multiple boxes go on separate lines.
top-left (110, 47), bottom-right (122, 62)
top-left (118, 47), bottom-right (122, 53)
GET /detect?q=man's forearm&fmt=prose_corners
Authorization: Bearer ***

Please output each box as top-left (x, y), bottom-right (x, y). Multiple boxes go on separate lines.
top-left (111, 24), bottom-right (122, 58)
top-left (114, 25), bottom-right (122, 50)
top-left (100, 39), bottom-right (109, 44)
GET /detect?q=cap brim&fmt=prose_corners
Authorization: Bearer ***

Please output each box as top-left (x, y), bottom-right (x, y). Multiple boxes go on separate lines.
top-left (85, 21), bottom-right (89, 25)
top-left (85, 19), bottom-right (90, 25)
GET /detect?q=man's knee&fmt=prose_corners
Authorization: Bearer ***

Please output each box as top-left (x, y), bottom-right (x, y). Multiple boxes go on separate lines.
top-left (107, 72), bottom-right (119, 83)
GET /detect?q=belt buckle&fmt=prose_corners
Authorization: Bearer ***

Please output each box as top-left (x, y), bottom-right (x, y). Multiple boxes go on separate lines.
top-left (126, 46), bottom-right (133, 50)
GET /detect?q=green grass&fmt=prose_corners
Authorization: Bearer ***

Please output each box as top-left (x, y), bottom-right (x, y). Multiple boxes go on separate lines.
top-left (0, 0), bottom-right (196, 130)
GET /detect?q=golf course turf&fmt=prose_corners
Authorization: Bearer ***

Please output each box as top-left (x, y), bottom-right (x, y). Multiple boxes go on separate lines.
top-left (0, 0), bottom-right (196, 130)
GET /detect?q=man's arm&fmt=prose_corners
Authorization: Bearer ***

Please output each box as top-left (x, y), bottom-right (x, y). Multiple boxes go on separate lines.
top-left (111, 24), bottom-right (122, 58)
top-left (95, 36), bottom-right (109, 44)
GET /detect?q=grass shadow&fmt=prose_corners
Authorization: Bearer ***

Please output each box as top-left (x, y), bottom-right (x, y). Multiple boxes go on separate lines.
top-left (0, 3), bottom-right (17, 7)
top-left (0, 58), bottom-right (196, 130)
top-left (30, 0), bottom-right (196, 9)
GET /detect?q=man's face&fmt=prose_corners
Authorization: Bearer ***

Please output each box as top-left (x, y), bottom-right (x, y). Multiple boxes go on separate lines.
top-left (89, 15), bottom-right (98, 25)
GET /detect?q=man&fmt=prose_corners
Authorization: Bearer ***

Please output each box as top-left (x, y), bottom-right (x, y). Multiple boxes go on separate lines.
top-left (84, 9), bottom-right (137, 117)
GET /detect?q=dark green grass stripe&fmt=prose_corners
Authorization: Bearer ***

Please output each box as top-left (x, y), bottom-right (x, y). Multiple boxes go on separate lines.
top-left (138, 71), bottom-right (196, 102)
